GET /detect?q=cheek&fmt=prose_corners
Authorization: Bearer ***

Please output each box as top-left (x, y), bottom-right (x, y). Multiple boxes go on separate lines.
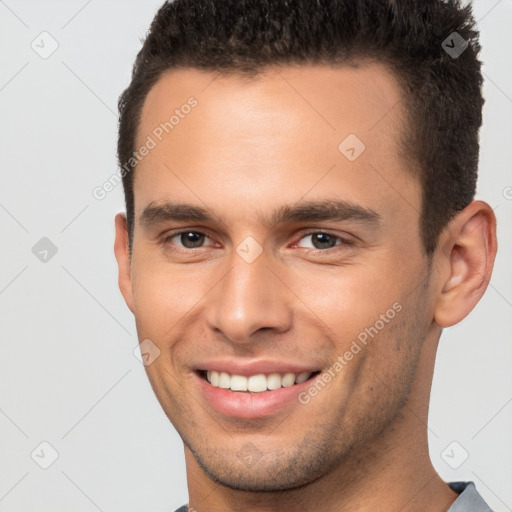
top-left (328, 302), bottom-right (423, 423)
top-left (289, 261), bottom-right (405, 342)
top-left (130, 259), bottom-right (207, 337)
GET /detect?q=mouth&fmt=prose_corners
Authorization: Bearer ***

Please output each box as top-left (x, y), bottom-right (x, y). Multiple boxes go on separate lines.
top-left (194, 366), bottom-right (323, 418)
top-left (193, 359), bottom-right (325, 418)
top-left (197, 369), bottom-right (322, 393)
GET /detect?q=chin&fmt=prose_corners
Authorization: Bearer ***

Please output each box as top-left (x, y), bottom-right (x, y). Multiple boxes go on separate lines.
top-left (184, 433), bottom-right (341, 493)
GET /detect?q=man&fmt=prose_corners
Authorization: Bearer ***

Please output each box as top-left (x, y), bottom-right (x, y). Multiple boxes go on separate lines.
top-left (114, 0), bottom-right (498, 510)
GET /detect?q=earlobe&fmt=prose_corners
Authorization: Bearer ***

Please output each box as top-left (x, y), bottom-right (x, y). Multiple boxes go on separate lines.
top-left (114, 213), bottom-right (135, 313)
top-left (434, 201), bottom-right (497, 328)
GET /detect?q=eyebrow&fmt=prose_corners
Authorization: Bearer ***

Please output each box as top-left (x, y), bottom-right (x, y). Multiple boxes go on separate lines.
top-left (139, 199), bottom-right (381, 229)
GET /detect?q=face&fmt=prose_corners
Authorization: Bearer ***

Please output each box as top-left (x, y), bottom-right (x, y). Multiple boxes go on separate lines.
top-left (117, 63), bottom-right (437, 491)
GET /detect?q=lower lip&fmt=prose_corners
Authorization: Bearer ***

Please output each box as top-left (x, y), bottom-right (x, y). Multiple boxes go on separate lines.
top-left (196, 372), bottom-right (318, 419)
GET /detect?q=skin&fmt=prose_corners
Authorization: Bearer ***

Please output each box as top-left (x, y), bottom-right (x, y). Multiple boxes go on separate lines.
top-left (114, 63), bottom-right (497, 512)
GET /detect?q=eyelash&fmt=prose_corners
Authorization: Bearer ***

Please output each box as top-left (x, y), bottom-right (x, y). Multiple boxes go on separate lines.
top-left (160, 229), bottom-right (354, 253)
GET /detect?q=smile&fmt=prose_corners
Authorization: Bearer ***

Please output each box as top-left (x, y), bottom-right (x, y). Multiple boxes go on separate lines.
top-left (195, 367), bottom-right (322, 418)
top-left (203, 370), bottom-right (317, 392)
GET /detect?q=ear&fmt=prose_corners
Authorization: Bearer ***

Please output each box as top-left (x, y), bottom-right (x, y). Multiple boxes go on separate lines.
top-left (114, 213), bottom-right (135, 313)
top-left (433, 200), bottom-right (497, 328)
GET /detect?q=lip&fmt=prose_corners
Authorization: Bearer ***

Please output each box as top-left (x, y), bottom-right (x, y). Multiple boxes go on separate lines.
top-left (194, 368), bottom-right (321, 419)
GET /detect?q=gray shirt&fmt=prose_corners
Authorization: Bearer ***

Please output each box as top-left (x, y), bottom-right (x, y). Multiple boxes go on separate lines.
top-left (173, 481), bottom-right (494, 511)
top-left (447, 482), bottom-right (494, 512)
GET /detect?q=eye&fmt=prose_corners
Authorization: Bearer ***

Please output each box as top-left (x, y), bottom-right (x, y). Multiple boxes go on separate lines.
top-left (163, 230), bottom-right (214, 249)
top-left (296, 231), bottom-right (349, 251)
top-left (161, 229), bottom-right (353, 253)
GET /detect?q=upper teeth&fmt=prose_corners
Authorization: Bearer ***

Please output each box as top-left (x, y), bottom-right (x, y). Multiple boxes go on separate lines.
top-left (206, 371), bottom-right (312, 392)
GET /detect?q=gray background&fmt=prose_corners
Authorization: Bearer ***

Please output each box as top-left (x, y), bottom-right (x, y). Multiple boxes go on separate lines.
top-left (0, 1), bottom-right (511, 511)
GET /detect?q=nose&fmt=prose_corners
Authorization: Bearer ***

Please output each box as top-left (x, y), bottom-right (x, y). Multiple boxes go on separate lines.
top-left (204, 245), bottom-right (293, 345)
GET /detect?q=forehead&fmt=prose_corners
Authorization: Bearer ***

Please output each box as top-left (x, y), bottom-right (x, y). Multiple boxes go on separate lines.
top-left (138, 62), bottom-right (405, 147)
top-left (134, 62), bottom-right (419, 226)
top-left (141, 60), bottom-right (403, 102)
